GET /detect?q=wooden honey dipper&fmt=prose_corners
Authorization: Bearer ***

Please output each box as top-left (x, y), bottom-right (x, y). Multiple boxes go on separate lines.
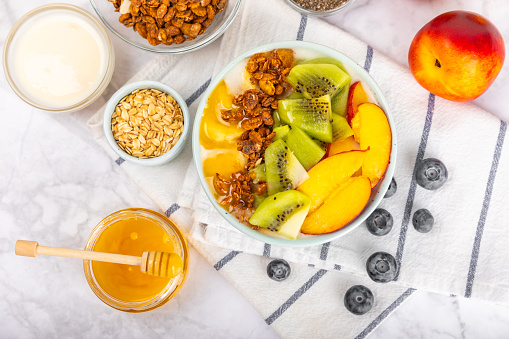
top-left (15, 240), bottom-right (183, 278)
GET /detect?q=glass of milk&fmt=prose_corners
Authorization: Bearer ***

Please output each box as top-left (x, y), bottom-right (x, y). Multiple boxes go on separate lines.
top-left (3, 4), bottom-right (115, 113)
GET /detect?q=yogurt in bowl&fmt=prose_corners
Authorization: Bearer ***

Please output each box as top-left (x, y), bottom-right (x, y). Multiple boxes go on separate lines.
top-left (193, 41), bottom-right (397, 247)
top-left (3, 4), bottom-right (114, 113)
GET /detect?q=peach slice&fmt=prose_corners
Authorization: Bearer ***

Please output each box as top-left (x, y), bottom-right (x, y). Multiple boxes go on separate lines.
top-left (297, 150), bottom-right (365, 213)
top-left (351, 103), bottom-right (392, 188)
top-left (327, 135), bottom-right (360, 157)
top-left (346, 81), bottom-right (368, 124)
top-left (301, 176), bottom-right (371, 234)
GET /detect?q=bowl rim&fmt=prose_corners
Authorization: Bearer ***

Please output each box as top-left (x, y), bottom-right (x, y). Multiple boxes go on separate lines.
top-left (2, 3), bottom-right (115, 113)
top-left (192, 40), bottom-right (397, 247)
top-left (89, 0), bottom-right (243, 54)
top-left (103, 80), bottom-right (191, 166)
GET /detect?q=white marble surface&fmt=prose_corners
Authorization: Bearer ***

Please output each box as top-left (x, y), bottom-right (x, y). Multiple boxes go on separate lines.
top-left (1, 0), bottom-right (509, 338)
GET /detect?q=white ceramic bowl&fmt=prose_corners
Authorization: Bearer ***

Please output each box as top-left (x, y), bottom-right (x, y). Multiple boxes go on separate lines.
top-left (103, 81), bottom-right (190, 166)
top-left (193, 41), bottom-right (397, 247)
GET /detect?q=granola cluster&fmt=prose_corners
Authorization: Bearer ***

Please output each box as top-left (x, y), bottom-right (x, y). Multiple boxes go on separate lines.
top-left (109, 0), bottom-right (227, 46)
top-left (211, 49), bottom-right (296, 224)
top-left (246, 49), bottom-right (294, 96)
top-left (214, 172), bottom-right (254, 208)
top-left (213, 171), bottom-right (268, 225)
top-left (221, 49), bottom-right (295, 171)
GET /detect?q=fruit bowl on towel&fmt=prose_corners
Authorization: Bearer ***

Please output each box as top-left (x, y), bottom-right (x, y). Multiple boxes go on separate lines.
top-left (192, 41), bottom-right (397, 247)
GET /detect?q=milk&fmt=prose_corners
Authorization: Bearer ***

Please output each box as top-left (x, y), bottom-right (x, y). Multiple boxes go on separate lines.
top-left (7, 9), bottom-right (109, 109)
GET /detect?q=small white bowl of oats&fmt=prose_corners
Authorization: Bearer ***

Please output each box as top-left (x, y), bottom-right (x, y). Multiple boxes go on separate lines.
top-left (103, 80), bottom-right (190, 166)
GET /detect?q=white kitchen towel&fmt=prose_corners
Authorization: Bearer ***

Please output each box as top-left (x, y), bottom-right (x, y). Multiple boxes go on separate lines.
top-left (177, 0), bottom-right (509, 305)
top-left (87, 37), bottom-right (417, 339)
top-left (88, 0), bottom-right (508, 337)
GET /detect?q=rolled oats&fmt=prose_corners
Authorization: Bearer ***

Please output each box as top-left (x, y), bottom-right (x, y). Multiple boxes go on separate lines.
top-left (111, 88), bottom-right (184, 159)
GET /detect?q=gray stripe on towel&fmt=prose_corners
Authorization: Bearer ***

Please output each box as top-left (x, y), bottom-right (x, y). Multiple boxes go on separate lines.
top-left (165, 203), bottom-right (180, 217)
top-left (364, 45), bottom-right (373, 73)
top-left (465, 120), bottom-right (507, 298)
top-left (263, 243), bottom-right (271, 257)
top-left (185, 78), bottom-right (211, 107)
top-left (265, 269), bottom-right (327, 325)
top-left (355, 288), bottom-right (416, 339)
top-left (296, 14), bottom-right (307, 41)
top-left (320, 242), bottom-right (330, 261)
top-left (214, 251), bottom-right (241, 270)
top-left (394, 93), bottom-right (435, 280)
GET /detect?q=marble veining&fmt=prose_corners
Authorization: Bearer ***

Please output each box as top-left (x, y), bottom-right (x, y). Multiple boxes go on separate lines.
top-left (2, 0), bottom-right (509, 338)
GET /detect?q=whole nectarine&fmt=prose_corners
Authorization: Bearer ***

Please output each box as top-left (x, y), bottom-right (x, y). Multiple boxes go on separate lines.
top-left (408, 10), bottom-right (505, 102)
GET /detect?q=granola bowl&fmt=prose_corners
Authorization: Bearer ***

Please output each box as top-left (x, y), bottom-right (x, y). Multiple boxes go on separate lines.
top-left (103, 80), bottom-right (190, 166)
top-left (89, 0), bottom-right (242, 54)
top-left (192, 41), bottom-right (397, 247)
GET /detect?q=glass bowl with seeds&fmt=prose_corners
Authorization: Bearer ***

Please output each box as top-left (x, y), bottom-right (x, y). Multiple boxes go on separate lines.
top-left (103, 80), bottom-right (190, 166)
top-left (284, 0), bottom-right (355, 16)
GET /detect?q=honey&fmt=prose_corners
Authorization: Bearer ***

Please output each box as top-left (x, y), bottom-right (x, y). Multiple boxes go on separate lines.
top-left (84, 209), bottom-right (189, 312)
top-left (199, 80), bottom-right (243, 150)
top-left (199, 80), bottom-right (247, 180)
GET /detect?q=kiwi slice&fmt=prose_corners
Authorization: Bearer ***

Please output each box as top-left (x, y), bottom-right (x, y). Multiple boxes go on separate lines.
top-left (278, 95), bottom-right (333, 143)
top-left (331, 82), bottom-right (350, 117)
top-left (300, 58), bottom-right (352, 117)
top-left (273, 125), bottom-right (290, 141)
top-left (286, 64), bottom-right (350, 99)
top-left (273, 110), bottom-right (283, 128)
top-left (286, 91), bottom-right (306, 99)
top-left (331, 113), bottom-right (354, 141)
top-left (301, 57), bottom-right (348, 73)
top-left (253, 193), bottom-right (268, 208)
top-left (250, 163), bottom-right (266, 182)
top-left (286, 126), bottom-right (326, 170)
top-left (265, 139), bottom-right (309, 196)
top-left (249, 190), bottom-right (311, 239)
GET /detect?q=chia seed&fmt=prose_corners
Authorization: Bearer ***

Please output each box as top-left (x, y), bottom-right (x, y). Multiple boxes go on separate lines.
top-left (291, 0), bottom-right (349, 11)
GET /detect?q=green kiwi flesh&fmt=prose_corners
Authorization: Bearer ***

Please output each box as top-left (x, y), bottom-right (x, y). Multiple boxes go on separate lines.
top-left (249, 190), bottom-right (311, 239)
top-left (272, 125), bottom-right (290, 141)
top-left (249, 163), bottom-right (266, 182)
top-left (253, 193), bottom-right (268, 208)
top-left (300, 58), bottom-right (352, 117)
top-left (286, 64), bottom-right (350, 99)
top-left (286, 126), bottom-right (326, 170)
top-left (278, 95), bottom-right (333, 143)
top-left (331, 113), bottom-right (354, 141)
top-left (265, 139), bottom-right (309, 196)
top-left (272, 110), bottom-right (283, 128)
top-left (331, 83), bottom-right (350, 117)
top-left (301, 57), bottom-right (348, 73)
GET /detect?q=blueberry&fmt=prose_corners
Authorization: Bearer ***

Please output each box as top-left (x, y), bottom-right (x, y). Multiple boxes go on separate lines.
top-left (267, 259), bottom-right (291, 281)
top-left (344, 285), bottom-right (374, 315)
top-left (366, 252), bottom-right (398, 283)
top-left (415, 158), bottom-right (448, 190)
top-left (384, 177), bottom-right (397, 198)
top-left (412, 208), bottom-right (434, 233)
top-left (366, 208), bottom-right (393, 236)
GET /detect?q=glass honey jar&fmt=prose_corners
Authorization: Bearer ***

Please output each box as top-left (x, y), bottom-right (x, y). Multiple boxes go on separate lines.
top-left (83, 208), bottom-right (189, 312)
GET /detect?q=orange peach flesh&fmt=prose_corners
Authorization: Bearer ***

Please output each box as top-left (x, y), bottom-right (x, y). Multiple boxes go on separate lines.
top-left (351, 103), bottom-right (392, 188)
top-left (301, 176), bottom-right (371, 234)
top-left (346, 81), bottom-right (368, 124)
top-left (297, 150), bottom-right (365, 213)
